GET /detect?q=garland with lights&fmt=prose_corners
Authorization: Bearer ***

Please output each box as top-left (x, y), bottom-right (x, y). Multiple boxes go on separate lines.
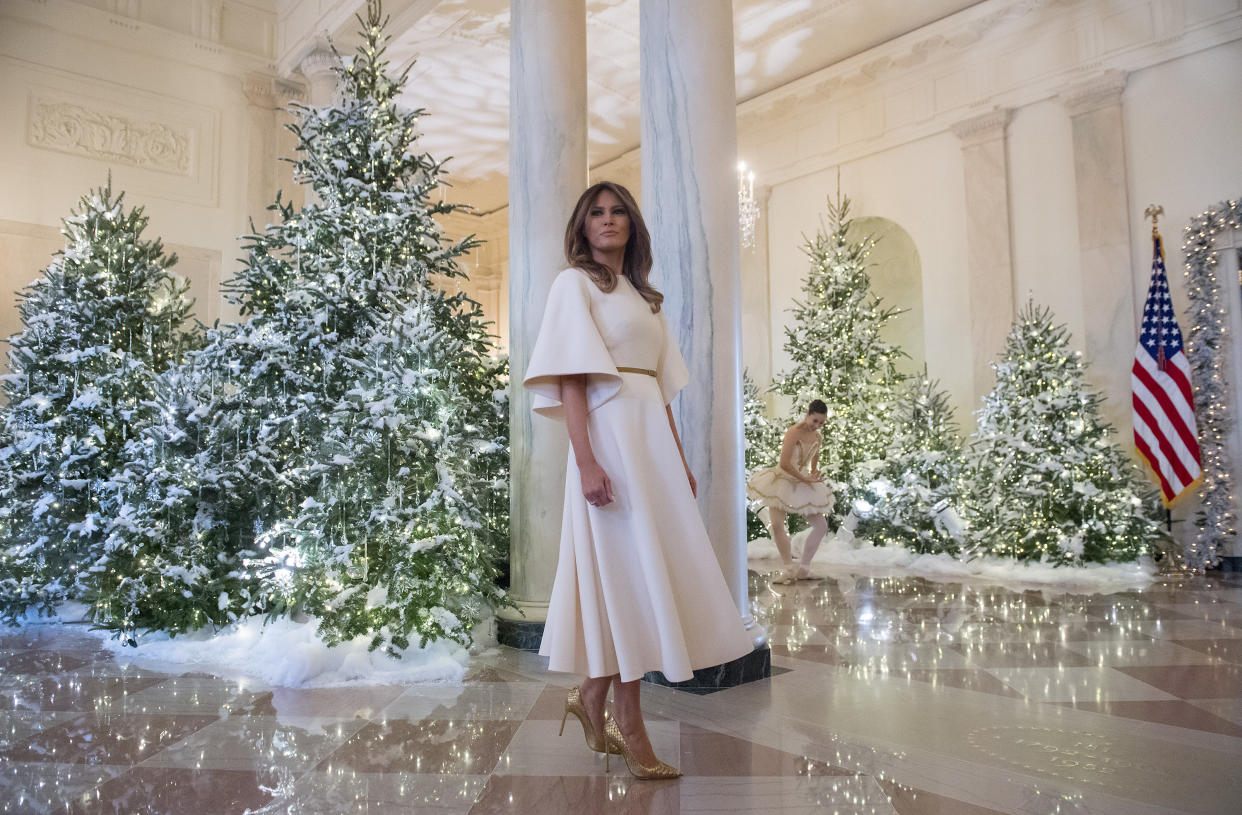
top-left (0, 182), bottom-right (195, 623)
top-left (1180, 197), bottom-right (1242, 572)
top-left (82, 1), bottom-right (510, 651)
top-left (965, 302), bottom-right (1163, 564)
top-left (772, 195), bottom-right (907, 526)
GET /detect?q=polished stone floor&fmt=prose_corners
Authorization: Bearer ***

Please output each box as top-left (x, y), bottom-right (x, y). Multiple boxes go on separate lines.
top-left (2, 569), bottom-right (1241, 814)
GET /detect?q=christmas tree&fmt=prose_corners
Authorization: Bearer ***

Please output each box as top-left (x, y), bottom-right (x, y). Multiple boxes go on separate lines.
top-left (852, 375), bottom-right (968, 554)
top-left (742, 370), bottom-right (782, 541)
top-left (965, 302), bottom-right (1163, 564)
top-left (0, 182), bottom-right (194, 624)
top-left (773, 196), bottom-right (906, 523)
top-left (84, 2), bottom-right (510, 650)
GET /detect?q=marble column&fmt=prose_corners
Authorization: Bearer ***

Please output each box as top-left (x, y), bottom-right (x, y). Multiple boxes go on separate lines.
top-left (952, 109), bottom-right (1015, 406)
top-left (500, 0), bottom-right (588, 649)
top-left (640, 0), bottom-right (768, 690)
top-left (241, 74), bottom-right (284, 229)
top-left (1061, 71), bottom-right (1136, 434)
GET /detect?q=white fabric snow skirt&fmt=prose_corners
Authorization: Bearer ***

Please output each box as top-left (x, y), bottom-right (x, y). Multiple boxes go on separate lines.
top-left (539, 372), bottom-right (755, 683)
top-left (746, 466), bottom-right (834, 515)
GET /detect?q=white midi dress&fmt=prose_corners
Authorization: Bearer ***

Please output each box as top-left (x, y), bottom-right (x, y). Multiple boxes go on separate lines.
top-left (746, 437), bottom-right (835, 515)
top-left (523, 268), bottom-right (755, 683)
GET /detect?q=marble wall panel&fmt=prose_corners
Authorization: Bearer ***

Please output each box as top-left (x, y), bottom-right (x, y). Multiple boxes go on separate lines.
top-left (2, 59), bottom-right (220, 210)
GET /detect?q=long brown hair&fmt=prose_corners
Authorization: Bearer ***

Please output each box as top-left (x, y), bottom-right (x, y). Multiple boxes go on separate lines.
top-left (564, 181), bottom-right (663, 312)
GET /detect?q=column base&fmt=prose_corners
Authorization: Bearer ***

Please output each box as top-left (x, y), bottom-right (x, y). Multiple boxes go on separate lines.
top-left (643, 643), bottom-right (771, 694)
top-left (497, 618), bottom-right (545, 651)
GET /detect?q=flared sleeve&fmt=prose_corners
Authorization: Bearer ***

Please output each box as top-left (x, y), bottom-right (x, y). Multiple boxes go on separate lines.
top-left (522, 268), bottom-right (622, 421)
top-left (656, 310), bottom-right (690, 405)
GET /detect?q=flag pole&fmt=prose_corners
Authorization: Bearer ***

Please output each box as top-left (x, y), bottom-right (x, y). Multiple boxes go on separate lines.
top-left (1143, 204), bottom-right (1175, 537)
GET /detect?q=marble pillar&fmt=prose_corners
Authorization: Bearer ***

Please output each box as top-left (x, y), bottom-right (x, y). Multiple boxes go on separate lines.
top-left (242, 74), bottom-right (278, 231)
top-left (1061, 71), bottom-right (1136, 434)
top-left (640, 0), bottom-right (768, 690)
top-left (952, 109), bottom-right (1015, 405)
top-left (500, 0), bottom-right (587, 649)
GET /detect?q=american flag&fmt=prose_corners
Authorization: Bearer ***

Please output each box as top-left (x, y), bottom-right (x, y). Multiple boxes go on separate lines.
top-left (1132, 233), bottom-right (1201, 505)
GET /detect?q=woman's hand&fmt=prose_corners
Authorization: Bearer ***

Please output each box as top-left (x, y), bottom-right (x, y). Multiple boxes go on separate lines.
top-left (686, 468), bottom-right (697, 498)
top-left (580, 460), bottom-right (614, 507)
top-left (809, 469), bottom-right (824, 483)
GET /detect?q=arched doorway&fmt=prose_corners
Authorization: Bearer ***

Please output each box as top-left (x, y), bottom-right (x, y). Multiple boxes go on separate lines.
top-left (849, 216), bottom-right (924, 376)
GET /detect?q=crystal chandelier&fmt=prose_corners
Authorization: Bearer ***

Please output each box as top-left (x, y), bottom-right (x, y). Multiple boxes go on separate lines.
top-left (737, 161), bottom-right (759, 249)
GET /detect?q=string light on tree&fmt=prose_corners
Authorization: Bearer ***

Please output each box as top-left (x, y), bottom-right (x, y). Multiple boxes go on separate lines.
top-left (853, 375), bottom-right (968, 555)
top-left (771, 194), bottom-right (907, 528)
top-left (0, 181), bottom-right (195, 624)
top-left (742, 370), bottom-right (783, 541)
top-left (80, 0), bottom-right (511, 651)
top-left (964, 302), bottom-right (1163, 564)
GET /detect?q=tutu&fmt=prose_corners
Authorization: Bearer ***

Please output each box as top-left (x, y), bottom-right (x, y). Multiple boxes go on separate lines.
top-left (747, 438), bottom-right (834, 515)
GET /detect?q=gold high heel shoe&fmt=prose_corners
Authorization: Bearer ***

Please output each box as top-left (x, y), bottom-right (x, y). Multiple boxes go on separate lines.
top-left (603, 717), bottom-right (682, 780)
top-left (559, 687), bottom-right (620, 754)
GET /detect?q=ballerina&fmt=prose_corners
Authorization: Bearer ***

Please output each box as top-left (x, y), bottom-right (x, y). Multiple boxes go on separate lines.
top-left (747, 400), bottom-right (835, 583)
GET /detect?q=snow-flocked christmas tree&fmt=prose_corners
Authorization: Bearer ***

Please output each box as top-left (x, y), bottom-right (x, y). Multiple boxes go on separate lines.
top-left (965, 302), bottom-right (1163, 564)
top-left (0, 182), bottom-right (195, 623)
top-left (742, 370), bottom-right (782, 541)
top-left (773, 196), bottom-right (906, 524)
top-left (852, 375), bottom-right (968, 555)
top-left (83, 2), bottom-right (510, 651)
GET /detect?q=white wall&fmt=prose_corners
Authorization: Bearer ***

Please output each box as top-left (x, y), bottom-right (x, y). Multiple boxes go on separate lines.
top-left (1125, 39), bottom-right (1242, 312)
top-left (1007, 99), bottom-right (1083, 353)
top-left (0, 0), bottom-right (294, 346)
top-left (766, 132), bottom-right (973, 419)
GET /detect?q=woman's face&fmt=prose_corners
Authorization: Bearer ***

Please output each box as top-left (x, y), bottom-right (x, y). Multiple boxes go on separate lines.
top-left (584, 189), bottom-right (630, 257)
top-left (806, 412), bottom-right (826, 431)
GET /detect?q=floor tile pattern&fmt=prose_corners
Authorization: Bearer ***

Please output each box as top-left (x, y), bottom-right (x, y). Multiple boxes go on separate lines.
top-left (1, 570), bottom-right (1240, 813)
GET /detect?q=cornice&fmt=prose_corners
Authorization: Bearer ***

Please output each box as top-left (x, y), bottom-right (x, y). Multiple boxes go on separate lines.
top-left (2, 0), bottom-right (280, 78)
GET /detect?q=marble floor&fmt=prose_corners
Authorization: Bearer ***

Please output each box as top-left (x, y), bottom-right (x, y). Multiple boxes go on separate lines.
top-left (2, 570), bottom-right (1241, 814)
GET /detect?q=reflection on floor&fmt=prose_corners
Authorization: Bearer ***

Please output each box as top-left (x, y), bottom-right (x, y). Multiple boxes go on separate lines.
top-left (2, 569), bottom-right (1241, 814)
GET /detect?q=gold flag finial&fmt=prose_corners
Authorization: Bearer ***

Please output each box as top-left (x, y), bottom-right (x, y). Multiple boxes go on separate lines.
top-left (1144, 204), bottom-right (1164, 236)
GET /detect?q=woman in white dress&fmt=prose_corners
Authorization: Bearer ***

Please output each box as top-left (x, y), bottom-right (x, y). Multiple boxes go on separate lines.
top-left (523, 181), bottom-right (754, 779)
top-left (747, 401), bottom-right (834, 583)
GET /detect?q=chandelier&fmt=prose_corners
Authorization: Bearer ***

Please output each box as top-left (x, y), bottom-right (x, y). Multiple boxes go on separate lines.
top-left (737, 161), bottom-right (760, 249)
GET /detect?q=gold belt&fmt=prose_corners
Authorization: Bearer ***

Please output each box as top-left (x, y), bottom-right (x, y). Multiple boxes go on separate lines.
top-left (617, 366), bottom-right (657, 377)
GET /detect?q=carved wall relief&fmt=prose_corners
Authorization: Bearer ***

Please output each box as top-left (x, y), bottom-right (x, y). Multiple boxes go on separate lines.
top-left (28, 96), bottom-right (193, 176)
